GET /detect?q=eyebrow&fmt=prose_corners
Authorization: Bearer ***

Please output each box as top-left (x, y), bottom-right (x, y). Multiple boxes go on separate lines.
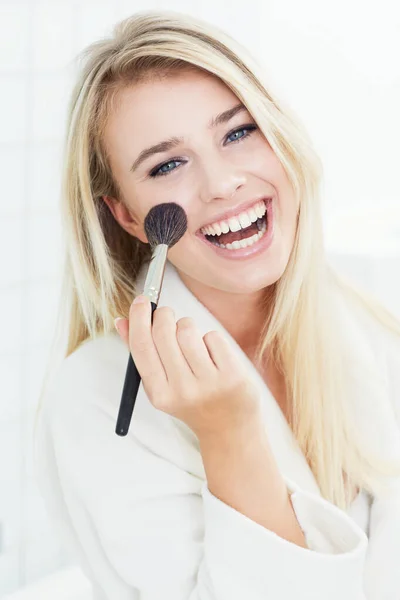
top-left (129, 102), bottom-right (248, 173)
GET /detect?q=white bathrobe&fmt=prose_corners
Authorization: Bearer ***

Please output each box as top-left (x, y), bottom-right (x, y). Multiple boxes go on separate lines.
top-left (34, 258), bottom-right (400, 600)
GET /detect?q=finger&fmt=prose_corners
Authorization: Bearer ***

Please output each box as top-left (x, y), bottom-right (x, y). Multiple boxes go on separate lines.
top-left (114, 318), bottom-right (129, 345)
top-left (151, 307), bottom-right (194, 386)
top-left (129, 296), bottom-right (168, 393)
top-left (202, 330), bottom-right (241, 373)
top-left (175, 317), bottom-right (218, 379)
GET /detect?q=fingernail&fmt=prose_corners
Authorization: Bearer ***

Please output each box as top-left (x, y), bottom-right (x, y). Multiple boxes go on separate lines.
top-left (114, 317), bottom-right (124, 333)
top-left (133, 295), bottom-right (147, 304)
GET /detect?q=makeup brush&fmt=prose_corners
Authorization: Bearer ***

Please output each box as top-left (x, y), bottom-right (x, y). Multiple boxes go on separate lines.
top-left (115, 202), bottom-right (188, 436)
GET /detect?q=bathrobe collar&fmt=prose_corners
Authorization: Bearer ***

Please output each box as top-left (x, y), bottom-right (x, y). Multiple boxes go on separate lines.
top-left (134, 257), bottom-right (400, 498)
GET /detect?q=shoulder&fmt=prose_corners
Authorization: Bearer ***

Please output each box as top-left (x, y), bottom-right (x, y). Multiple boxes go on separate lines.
top-left (59, 330), bottom-right (127, 387)
top-left (40, 331), bottom-right (128, 421)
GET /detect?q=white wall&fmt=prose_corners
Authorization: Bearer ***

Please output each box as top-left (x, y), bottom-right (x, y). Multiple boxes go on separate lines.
top-left (0, 0), bottom-right (398, 595)
top-left (258, 0), bottom-right (400, 258)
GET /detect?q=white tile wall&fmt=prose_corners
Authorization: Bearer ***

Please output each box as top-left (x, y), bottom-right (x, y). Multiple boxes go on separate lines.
top-left (31, 74), bottom-right (74, 142)
top-left (31, 3), bottom-right (76, 72)
top-left (0, 0), bottom-right (88, 594)
top-left (26, 223), bottom-right (63, 282)
top-left (29, 143), bottom-right (64, 213)
top-left (0, 421), bottom-right (23, 551)
top-left (0, 145), bottom-right (26, 217)
top-left (0, 357), bottom-right (22, 422)
top-left (0, 3), bottom-right (30, 72)
top-left (0, 217), bottom-right (24, 289)
top-left (1, 288), bottom-right (24, 356)
top-left (0, 77), bottom-right (28, 143)
top-left (0, 0), bottom-right (398, 596)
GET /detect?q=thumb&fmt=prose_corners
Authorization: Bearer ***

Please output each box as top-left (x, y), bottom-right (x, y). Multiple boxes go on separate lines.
top-left (114, 317), bottom-right (129, 346)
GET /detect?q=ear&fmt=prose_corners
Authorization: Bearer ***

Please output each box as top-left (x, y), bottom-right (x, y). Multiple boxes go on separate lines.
top-left (101, 196), bottom-right (148, 244)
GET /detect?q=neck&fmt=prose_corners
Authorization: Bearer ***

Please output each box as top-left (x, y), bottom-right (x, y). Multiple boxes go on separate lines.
top-left (176, 269), bottom-right (274, 359)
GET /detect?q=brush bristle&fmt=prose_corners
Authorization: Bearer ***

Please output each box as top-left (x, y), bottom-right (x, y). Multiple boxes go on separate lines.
top-left (144, 202), bottom-right (188, 249)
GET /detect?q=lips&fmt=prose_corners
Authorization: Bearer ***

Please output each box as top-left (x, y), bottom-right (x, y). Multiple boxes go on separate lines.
top-left (196, 197), bottom-right (275, 259)
top-left (196, 196), bottom-right (272, 233)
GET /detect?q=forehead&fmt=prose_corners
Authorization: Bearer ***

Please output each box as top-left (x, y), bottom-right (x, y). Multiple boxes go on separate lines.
top-left (105, 70), bottom-right (240, 140)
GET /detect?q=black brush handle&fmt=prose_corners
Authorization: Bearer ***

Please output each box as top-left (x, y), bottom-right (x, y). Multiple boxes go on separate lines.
top-left (115, 300), bottom-right (157, 436)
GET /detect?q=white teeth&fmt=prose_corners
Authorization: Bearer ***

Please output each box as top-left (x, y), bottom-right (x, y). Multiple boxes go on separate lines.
top-left (239, 213), bottom-right (252, 228)
top-left (200, 199), bottom-right (267, 236)
top-left (248, 207), bottom-right (258, 221)
top-left (214, 223), bottom-right (222, 235)
top-left (227, 216), bottom-right (241, 233)
top-left (220, 221), bottom-right (230, 234)
top-left (214, 217), bottom-right (268, 249)
top-left (255, 203), bottom-right (264, 218)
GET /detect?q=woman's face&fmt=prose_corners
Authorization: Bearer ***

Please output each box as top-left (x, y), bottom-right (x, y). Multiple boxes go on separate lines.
top-left (102, 69), bottom-right (299, 294)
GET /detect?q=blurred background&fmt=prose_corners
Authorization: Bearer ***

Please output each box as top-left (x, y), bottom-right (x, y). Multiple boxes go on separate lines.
top-left (0, 0), bottom-right (399, 597)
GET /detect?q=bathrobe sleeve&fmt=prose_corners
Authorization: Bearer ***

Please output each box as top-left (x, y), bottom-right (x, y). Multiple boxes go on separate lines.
top-left (34, 350), bottom-right (371, 600)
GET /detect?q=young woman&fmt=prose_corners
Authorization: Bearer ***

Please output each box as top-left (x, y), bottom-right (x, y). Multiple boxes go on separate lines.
top-left (34, 9), bottom-right (400, 599)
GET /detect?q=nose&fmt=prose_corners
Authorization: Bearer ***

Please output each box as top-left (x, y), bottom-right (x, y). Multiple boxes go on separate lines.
top-left (198, 152), bottom-right (247, 204)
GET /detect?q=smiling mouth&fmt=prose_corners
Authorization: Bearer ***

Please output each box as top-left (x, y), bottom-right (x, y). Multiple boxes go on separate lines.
top-left (196, 198), bottom-right (271, 247)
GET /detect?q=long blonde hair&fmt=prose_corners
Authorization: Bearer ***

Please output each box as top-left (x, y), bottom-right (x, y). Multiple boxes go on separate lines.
top-left (34, 9), bottom-right (400, 510)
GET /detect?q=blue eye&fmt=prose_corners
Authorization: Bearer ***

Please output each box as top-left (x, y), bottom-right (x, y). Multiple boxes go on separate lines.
top-left (148, 124), bottom-right (258, 178)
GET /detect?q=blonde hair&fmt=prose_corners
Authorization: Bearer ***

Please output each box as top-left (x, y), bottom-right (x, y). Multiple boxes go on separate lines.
top-left (34, 9), bottom-right (400, 511)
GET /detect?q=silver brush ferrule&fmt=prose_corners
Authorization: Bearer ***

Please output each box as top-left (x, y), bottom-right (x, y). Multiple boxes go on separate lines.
top-left (142, 244), bottom-right (169, 304)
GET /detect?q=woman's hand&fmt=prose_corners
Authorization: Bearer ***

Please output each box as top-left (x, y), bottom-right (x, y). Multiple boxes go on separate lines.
top-left (115, 296), bottom-right (302, 547)
top-left (114, 295), bottom-right (263, 440)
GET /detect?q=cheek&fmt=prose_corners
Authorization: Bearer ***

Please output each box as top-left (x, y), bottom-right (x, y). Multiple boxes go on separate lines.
top-left (249, 145), bottom-right (281, 178)
top-left (166, 230), bottom-right (200, 265)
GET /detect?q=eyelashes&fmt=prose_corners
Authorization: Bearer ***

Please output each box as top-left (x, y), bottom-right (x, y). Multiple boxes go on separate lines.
top-left (148, 124), bottom-right (258, 179)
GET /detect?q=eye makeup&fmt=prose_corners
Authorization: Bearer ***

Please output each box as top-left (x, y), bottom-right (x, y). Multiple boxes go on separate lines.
top-left (148, 124), bottom-right (258, 179)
